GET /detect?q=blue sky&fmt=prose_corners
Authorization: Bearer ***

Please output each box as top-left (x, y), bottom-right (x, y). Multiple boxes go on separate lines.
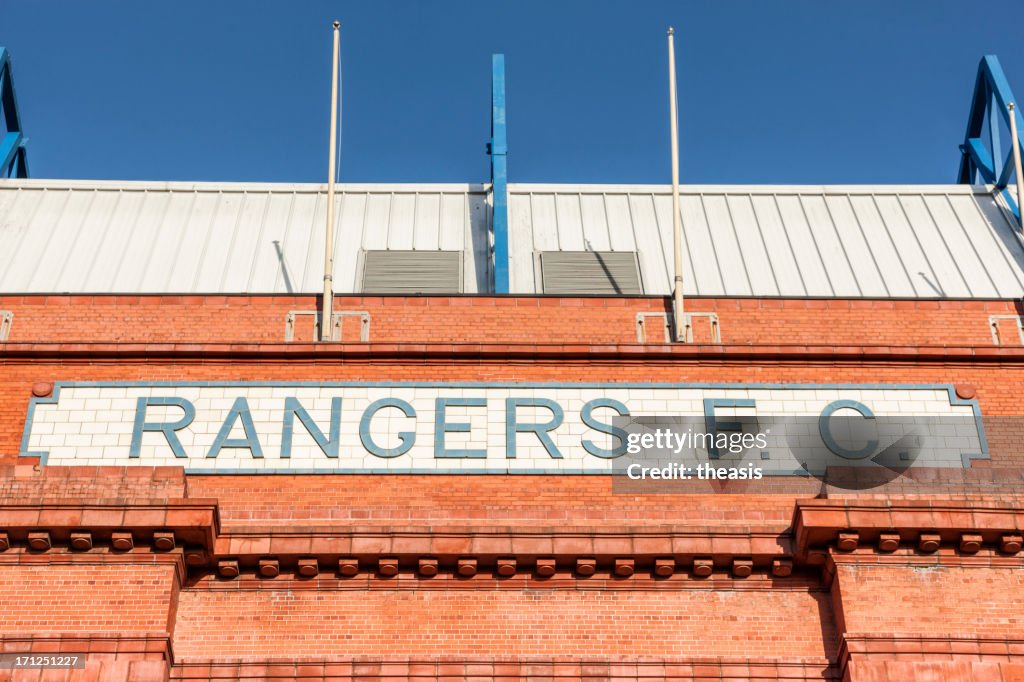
top-left (5, 1), bottom-right (1024, 184)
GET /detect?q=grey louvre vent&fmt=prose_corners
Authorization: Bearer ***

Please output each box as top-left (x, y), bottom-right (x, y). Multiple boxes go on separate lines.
top-left (361, 250), bottom-right (463, 294)
top-left (540, 251), bottom-right (643, 295)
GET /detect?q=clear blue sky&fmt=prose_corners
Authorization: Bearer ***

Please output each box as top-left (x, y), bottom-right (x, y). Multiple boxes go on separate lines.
top-left (5, 1), bottom-right (1024, 184)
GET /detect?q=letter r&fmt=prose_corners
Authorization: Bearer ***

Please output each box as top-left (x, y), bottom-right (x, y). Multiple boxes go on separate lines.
top-left (130, 397), bottom-right (195, 458)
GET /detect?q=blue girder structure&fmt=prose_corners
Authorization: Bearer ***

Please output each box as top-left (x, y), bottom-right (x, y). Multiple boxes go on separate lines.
top-left (0, 48), bottom-right (29, 179)
top-left (488, 54), bottom-right (510, 294)
top-left (958, 55), bottom-right (1022, 219)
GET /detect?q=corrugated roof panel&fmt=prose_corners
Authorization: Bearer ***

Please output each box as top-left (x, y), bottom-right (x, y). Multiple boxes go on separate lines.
top-left (439, 193), bottom-right (467, 251)
top-left (899, 195), bottom-right (971, 297)
top-left (632, 194), bottom-right (670, 295)
top-left (702, 195), bottom-right (753, 296)
top-left (58, 189), bottom-right (116, 291)
top-left (819, 193), bottom-right (884, 294)
top-left (845, 195), bottom-right (906, 297)
top-left (603, 194), bottom-right (638, 252)
top-left (554, 194), bottom-right (585, 251)
top-left (362, 193), bottom-right (392, 251)
top-left (776, 195), bottom-right (835, 295)
top-left (245, 191), bottom-right (290, 291)
top-left (726, 194), bottom-right (779, 297)
top-left (579, 193), bottom-right (611, 252)
top-left (26, 189), bottom-right (86, 291)
top-left (412, 193), bottom-right (441, 251)
top-left (748, 194), bottom-right (805, 296)
top-left (508, 192), bottom-right (535, 292)
top-left (292, 189), bottom-right (323, 290)
top-left (947, 193), bottom-right (1024, 296)
top-left (190, 191), bottom-right (241, 293)
top-left (466, 192), bottom-right (490, 293)
top-left (171, 191), bottom-right (220, 293)
top-left (970, 191), bottom-right (1024, 291)
top-left (530, 194), bottom-right (560, 251)
top-left (387, 193), bottom-right (416, 250)
top-left (3, 180), bottom-right (1024, 299)
top-left (870, 194), bottom-right (934, 297)
top-left (924, 194), bottom-right (999, 298)
top-left (800, 195), bottom-right (859, 296)
top-left (335, 193), bottom-right (367, 292)
top-left (650, 194), bottom-right (683, 294)
top-left (217, 192), bottom-right (268, 292)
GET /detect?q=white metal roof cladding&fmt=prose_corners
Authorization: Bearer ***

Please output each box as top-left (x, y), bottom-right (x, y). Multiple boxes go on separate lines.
top-left (510, 184), bottom-right (1024, 298)
top-left (0, 180), bottom-right (489, 295)
top-left (1, 179), bottom-right (1023, 298)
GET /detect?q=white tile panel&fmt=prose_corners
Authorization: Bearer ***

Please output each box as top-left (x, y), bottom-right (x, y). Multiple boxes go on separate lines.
top-left (26, 382), bottom-right (982, 473)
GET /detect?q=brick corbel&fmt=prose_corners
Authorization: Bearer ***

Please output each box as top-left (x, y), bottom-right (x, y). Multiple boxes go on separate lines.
top-left (0, 500), bottom-right (219, 555)
top-left (793, 499), bottom-right (1024, 562)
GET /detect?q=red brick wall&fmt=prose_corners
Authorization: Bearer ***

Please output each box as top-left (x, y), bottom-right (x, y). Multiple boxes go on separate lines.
top-left (172, 586), bottom-right (835, 659)
top-left (3, 294), bottom-right (1024, 681)
top-left (0, 565), bottom-right (178, 633)
top-left (0, 295), bottom-right (1019, 346)
top-left (833, 563), bottom-right (1024, 639)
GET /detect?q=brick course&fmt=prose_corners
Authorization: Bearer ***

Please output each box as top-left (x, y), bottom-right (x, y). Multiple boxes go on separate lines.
top-left (3, 294), bottom-right (1024, 681)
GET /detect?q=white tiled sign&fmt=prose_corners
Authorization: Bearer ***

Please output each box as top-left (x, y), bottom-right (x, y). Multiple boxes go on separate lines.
top-left (20, 382), bottom-right (986, 473)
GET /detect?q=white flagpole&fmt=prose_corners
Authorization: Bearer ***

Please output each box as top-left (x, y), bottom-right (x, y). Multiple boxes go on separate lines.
top-left (668, 27), bottom-right (686, 342)
top-left (321, 20), bottom-right (341, 341)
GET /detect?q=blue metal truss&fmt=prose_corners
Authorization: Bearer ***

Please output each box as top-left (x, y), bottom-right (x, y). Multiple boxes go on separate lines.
top-left (958, 55), bottom-right (1021, 219)
top-left (488, 54), bottom-right (510, 294)
top-left (0, 48), bottom-right (29, 179)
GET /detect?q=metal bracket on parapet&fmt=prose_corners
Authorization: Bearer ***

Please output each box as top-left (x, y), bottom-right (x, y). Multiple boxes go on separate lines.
top-left (958, 55), bottom-right (1024, 220)
top-left (285, 310), bottom-right (370, 343)
top-left (0, 311), bottom-right (12, 341)
top-left (636, 311), bottom-right (721, 344)
top-left (0, 48), bottom-right (30, 178)
top-left (636, 312), bottom-right (672, 343)
top-left (989, 314), bottom-right (1024, 345)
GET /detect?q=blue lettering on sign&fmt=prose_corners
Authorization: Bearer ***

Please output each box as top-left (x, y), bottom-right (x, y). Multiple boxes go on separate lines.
top-left (207, 397), bottom-right (264, 459)
top-left (703, 398), bottom-right (756, 459)
top-left (434, 397), bottom-right (487, 458)
top-left (580, 398), bottom-right (630, 459)
top-left (505, 397), bottom-right (564, 459)
top-left (281, 397), bottom-right (341, 458)
top-left (819, 400), bottom-right (877, 459)
top-left (110, 389), bottom-right (978, 466)
top-left (360, 398), bottom-right (417, 458)
top-left (129, 397), bottom-right (195, 458)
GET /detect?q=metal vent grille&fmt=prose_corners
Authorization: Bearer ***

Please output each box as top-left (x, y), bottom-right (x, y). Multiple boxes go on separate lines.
top-left (361, 250), bottom-right (463, 294)
top-left (540, 251), bottom-right (643, 295)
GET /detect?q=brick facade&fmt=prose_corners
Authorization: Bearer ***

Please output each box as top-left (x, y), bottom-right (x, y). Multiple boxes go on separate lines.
top-left (1, 295), bottom-right (1023, 680)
